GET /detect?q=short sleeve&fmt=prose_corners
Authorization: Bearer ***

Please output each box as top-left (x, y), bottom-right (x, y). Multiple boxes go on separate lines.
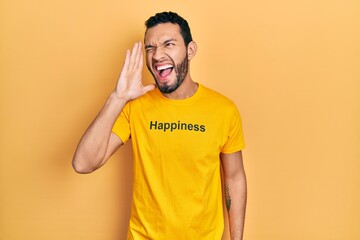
top-left (112, 102), bottom-right (131, 144)
top-left (221, 103), bottom-right (246, 154)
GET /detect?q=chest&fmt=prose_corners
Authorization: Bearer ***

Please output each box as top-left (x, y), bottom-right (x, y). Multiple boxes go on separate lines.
top-left (130, 103), bottom-right (230, 158)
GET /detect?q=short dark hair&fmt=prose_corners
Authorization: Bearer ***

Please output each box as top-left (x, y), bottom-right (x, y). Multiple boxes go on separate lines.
top-left (145, 11), bottom-right (193, 46)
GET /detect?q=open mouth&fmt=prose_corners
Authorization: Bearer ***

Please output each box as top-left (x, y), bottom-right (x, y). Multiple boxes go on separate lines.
top-left (156, 64), bottom-right (174, 79)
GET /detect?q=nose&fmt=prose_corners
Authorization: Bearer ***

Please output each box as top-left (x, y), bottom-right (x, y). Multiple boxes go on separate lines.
top-left (152, 46), bottom-right (165, 61)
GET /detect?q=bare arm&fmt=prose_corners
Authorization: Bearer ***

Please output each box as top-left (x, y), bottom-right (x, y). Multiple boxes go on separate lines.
top-left (221, 151), bottom-right (247, 240)
top-left (72, 42), bottom-right (155, 173)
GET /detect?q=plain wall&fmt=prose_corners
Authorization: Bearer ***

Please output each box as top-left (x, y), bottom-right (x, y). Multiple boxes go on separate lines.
top-left (1, 0), bottom-right (359, 239)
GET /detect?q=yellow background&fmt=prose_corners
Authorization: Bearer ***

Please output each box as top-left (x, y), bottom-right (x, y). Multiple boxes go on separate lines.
top-left (1, 0), bottom-right (359, 239)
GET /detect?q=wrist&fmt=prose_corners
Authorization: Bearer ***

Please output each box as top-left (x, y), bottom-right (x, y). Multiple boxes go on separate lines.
top-left (110, 91), bottom-right (129, 104)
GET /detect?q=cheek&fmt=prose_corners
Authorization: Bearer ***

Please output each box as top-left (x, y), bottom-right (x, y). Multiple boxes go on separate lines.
top-left (172, 49), bottom-right (187, 62)
top-left (145, 55), bottom-right (152, 68)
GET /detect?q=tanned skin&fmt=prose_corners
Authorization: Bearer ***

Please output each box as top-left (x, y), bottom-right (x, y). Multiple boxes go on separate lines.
top-left (72, 23), bottom-right (247, 239)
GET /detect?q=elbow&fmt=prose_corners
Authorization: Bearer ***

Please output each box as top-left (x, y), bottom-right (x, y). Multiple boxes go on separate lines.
top-left (72, 155), bottom-right (97, 174)
top-left (72, 163), bottom-right (93, 174)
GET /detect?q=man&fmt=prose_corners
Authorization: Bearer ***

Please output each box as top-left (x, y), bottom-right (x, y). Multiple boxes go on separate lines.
top-left (72, 11), bottom-right (247, 240)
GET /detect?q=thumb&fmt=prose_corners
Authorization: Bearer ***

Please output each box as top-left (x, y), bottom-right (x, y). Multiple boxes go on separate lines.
top-left (143, 83), bottom-right (157, 94)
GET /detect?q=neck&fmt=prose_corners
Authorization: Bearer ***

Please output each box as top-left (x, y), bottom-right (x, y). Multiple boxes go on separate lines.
top-left (162, 75), bottom-right (198, 100)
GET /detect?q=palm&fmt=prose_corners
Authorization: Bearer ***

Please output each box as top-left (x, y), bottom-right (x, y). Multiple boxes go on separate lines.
top-left (116, 42), bottom-right (155, 101)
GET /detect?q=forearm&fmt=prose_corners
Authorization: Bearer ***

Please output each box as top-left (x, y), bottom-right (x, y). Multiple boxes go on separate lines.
top-left (72, 42), bottom-right (155, 173)
top-left (225, 173), bottom-right (247, 240)
top-left (72, 92), bottom-right (126, 173)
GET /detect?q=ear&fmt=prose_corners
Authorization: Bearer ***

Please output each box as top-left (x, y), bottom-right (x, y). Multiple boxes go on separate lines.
top-left (187, 41), bottom-right (197, 60)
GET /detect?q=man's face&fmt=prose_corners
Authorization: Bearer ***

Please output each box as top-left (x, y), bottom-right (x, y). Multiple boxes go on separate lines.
top-left (144, 23), bottom-right (189, 94)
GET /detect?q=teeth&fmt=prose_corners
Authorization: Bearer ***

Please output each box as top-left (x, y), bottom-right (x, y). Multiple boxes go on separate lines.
top-left (157, 64), bottom-right (173, 71)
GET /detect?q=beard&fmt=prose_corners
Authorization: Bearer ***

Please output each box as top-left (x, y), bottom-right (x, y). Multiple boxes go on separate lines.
top-left (149, 54), bottom-right (189, 94)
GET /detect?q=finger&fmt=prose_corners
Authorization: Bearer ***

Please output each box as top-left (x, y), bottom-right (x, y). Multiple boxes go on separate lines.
top-left (122, 49), bottom-right (131, 70)
top-left (129, 42), bottom-right (139, 69)
top-left (133, 41), bottom-right (143, 70)
top-left (137, 43), bottom-right (144, 70)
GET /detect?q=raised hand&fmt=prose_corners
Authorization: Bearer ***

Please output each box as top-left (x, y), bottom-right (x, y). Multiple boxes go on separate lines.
top-left (115, 41), bottom-right (156, 101)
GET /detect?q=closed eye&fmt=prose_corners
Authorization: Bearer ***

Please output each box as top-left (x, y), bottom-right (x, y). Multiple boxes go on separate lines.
top-left (165, 42), bottom-right (175, 47)
top-left (145, 46), bottom-right (155, 53)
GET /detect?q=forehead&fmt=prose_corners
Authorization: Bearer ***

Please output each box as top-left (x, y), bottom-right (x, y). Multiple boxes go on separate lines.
top-left (144, 22), bottom-right (184, 45)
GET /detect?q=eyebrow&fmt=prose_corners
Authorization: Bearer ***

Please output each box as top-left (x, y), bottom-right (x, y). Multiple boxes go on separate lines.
top-left (163, 38), bottom-right (177, 45)
top-left (145, 38), bottom-right (177, 49)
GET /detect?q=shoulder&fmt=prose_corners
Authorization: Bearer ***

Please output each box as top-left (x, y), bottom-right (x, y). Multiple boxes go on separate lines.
top-left (199, 84), bottom-right (237, 108)
top-left (198, 85), bottom-right (242, 124)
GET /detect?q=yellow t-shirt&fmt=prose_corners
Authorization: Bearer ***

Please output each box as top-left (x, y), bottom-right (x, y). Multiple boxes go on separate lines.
top-left (112, 84), bottom-right (245, 239)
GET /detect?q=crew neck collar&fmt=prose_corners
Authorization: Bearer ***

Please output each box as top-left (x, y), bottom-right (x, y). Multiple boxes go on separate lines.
top-left (156, 83), bottom-right (202, 104)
